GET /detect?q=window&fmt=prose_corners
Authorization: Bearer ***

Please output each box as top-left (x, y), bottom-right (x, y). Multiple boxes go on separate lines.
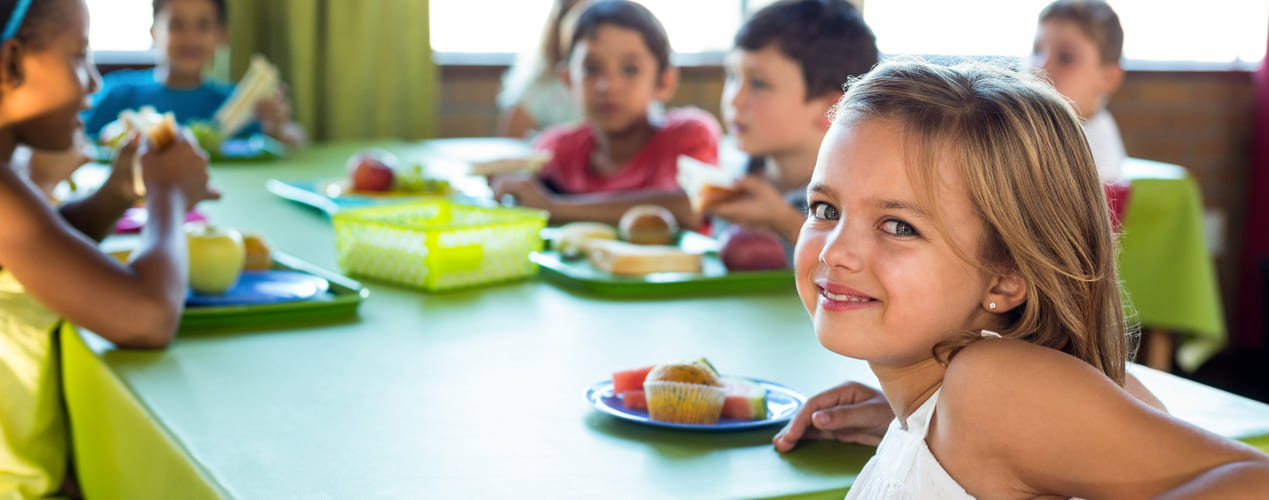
top-left (86, 0), bottom-right (154, 64)
top-left (431, 0), bottom-right (1267, 69)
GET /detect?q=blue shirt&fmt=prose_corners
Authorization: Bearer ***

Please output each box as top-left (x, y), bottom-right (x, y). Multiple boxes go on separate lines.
top-left (83, 68), bottom-right (260, 138)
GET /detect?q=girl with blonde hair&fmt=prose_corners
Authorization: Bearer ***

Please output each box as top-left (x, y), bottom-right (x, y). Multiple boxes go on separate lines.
top-left (794, 58), bottom-right (1269, 498)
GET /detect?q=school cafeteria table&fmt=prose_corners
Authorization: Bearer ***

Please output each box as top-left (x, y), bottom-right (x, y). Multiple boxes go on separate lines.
top-left (62, 142), bottom-right (1269, 499)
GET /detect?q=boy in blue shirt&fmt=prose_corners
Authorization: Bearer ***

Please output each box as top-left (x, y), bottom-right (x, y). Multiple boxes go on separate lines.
top-left (84, 0), bottom-right (305, 147)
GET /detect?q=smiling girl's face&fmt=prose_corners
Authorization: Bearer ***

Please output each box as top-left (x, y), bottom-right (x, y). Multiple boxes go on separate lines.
top-left (794, 117), bottom-right (999, 367)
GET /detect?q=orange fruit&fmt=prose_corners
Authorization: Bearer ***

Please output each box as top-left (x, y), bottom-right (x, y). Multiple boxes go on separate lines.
top-left (241, 232), bottom-right (273, 271)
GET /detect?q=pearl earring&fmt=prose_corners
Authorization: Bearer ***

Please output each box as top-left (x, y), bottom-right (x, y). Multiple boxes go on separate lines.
top-left (988, 302), bottom-right (997, 310)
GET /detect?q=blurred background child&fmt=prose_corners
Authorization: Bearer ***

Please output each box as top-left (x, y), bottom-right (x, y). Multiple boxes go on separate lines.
top-left (1031, 0), bottom-right (1125, 181)
top-left (705, 0), bottom-right (877, 245)
top-left (496, 0), bottom-right (588, 139)
top-left (0, 0), bottom-right (219, 497)
top-left (491, 0), bottom-right (721, 228)
top-left (82, 0), bottom-right (305, 147)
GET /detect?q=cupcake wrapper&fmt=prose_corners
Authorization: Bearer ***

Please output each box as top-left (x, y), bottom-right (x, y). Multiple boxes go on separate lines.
top-left (643, 380), bottom-right (726, 424)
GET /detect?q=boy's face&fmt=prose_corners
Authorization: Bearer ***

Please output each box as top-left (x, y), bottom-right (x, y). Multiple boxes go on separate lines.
top-left (563, 25), bottom-right (673, 134)
top-left (151, 0), bottom-right (227, 78)
top-left (1031, 19), bottom-right (1122, 120)
top-left (722, 46), bottom-right (835, 158)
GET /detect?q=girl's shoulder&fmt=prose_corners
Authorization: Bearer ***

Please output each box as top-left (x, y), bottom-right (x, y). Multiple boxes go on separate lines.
top-left (941, 336), bottom-right (1116, 416)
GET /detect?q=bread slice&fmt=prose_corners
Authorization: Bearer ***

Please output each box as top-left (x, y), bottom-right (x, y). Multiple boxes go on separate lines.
top-left (587, 239), bottom-right (703, 275)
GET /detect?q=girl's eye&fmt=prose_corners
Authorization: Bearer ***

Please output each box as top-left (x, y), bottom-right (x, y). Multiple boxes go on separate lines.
top-left (880, 219), bottom-right (918, 237)
top-left (622, 65), bottom-right (639, 77)
top-left (1057, 50), bottom-right (1075, 66)
top-left (809, 202), bottom-right (839, 221)
top-left (750, 78), bottom-right (769, 90)
top-left (583, 63), bottom-right (600, 75)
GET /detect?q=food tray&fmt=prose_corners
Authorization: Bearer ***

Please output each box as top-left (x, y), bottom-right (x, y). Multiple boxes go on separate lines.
top-left (108, 248), bottom-right (367, 332)
top-left (332, 200), bottom-right (548, 291)
top-left (532, 231), bottom-right (795, 297)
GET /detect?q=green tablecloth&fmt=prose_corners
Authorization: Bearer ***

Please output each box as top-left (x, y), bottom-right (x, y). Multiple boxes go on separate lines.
top-left (60, 144), bottom-right (1267, 499)
top-left (1118, 158), bottom-right (1226, 372)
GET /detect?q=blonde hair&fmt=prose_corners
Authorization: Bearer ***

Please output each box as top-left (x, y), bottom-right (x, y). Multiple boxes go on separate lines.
top-left (497, 0), bottom-right (587, 110)
top-left (831, 59), bottom-right (1133, 384)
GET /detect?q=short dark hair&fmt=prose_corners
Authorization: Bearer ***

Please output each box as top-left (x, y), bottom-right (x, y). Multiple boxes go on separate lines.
top-left (153, 0), bottom-right (228, 25)
top-left (0, 0), bottom-right (63, 48)
top-left (735, 0), bottom-right (878, 100)
top-left (569, 0), bottom-right (671, 75)
top-left (1039, 0), bottom-right (1123, 64)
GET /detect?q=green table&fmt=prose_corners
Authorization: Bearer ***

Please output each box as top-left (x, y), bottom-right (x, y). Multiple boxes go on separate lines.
top-left (62, 143), bottom-right (1269, 499)
top-left (1118, 158), bottom-right (1226, 372)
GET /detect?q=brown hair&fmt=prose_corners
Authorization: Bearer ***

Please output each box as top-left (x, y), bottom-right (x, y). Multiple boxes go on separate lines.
top-left (1039, 0), bottom-right (1123, 64)
top-left (831, 59), bottom-right (1133, 384)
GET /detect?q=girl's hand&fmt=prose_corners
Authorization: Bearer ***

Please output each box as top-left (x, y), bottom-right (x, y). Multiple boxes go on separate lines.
top-left (102, 133), bottom-right (142, 203)
top-left (490, 173), bottom-right (552, 211)
top-left (139, 134), bottom-right (220, 211)
top-left (773, 381), bottom-right (893, 451)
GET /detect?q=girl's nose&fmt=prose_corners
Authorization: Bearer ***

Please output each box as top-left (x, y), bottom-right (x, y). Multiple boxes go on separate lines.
top-left (819, 221), bottom-right (864, 272)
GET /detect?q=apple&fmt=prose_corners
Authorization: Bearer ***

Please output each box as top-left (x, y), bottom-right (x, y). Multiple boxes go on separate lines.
top-left (347, 149), bottom-right (397, 192)
top-left (186, 223), bottom-right (246, 294)
top-left (718, 225), bottom-right (787, 271)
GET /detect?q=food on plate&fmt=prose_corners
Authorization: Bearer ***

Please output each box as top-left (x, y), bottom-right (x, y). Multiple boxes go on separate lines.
top-left (676, 154), bottom-right (742, 212)
top-left (551, 222), bottom-right (618, 259)
top-left (718, 225), bottom-right (787, 271)
top-left (214, 54), bottom-right (280, 138)
top-left (393, 163), bottom-right (451, 195)
top-left (618, 204), bottom-right (678, 245)
top-left (186, 223), bottom-right (246, 295)
top-left (720, 377), bottom-right (767, 420)
top-left (643, 360), bottom-right (726, 424)
top-left (586, 239), bottom-right (702, 275)
top-left (610, 358), bottom-right (768, 422)
top-left (241, 232), bottom-right (273, 271)
top-left (347, 149), bottom-right (398, 192)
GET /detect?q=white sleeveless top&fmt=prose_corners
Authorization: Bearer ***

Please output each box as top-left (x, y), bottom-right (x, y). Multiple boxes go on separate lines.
top-left (845, 331), bottom-right (1001, 500)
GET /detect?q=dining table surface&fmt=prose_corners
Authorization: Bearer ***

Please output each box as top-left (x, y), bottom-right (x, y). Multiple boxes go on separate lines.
top-left (62, 140), bottom-right (1269, 500)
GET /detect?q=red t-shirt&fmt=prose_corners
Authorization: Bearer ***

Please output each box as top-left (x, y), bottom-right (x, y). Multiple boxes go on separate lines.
top-left (532, 107), bottom-right (721, 194)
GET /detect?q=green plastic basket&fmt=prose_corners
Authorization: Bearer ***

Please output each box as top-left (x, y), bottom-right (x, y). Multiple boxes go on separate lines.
top-left (332, 200), bottom-right (547, 291)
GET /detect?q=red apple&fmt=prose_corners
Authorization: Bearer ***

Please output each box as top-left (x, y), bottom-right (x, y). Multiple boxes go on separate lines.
top-left (347, 149), bottom-right (397, 192)
top-left (718, 225), bottom-right (787, 271)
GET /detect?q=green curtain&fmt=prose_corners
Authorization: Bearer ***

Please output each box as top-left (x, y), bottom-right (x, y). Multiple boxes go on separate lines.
top-left (226, 0), bottom-right (438, 142)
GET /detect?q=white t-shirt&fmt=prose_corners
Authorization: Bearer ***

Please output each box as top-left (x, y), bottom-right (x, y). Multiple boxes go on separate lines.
top-left (1083, 110), bottom-right (1126, 182)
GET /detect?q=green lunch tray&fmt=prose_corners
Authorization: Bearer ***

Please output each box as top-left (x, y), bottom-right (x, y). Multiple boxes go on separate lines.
top-left (178, 252), bottom-right (368, 331)
top-left (531, 231), bottom-right (795, 297)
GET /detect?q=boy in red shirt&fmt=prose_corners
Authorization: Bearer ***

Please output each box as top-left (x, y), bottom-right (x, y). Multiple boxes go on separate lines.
top-left (492, 0), bottom-right (721, 227)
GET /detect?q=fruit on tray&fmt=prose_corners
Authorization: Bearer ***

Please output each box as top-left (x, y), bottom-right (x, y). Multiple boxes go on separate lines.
top-left (551, 222), bottom-right (618, 259)
top-left (186, 223), bottom-right (246, 294)
top-left (720, 377), bottom-right (767, 420)
top-left (347, 149), bottom-right (397, 192)
top-left (718, 225), bottom-right (787, 271)
top-left (393, 163), bottom-right (451, 195)
top-left (618, 204), bottom-right (678, 245)
top-left (613, 365), bottom-right (655, 394)
top-left (187, 120), bottom-right (225, 153)
top-left (241, 232), bottom-right (273, 271)
top-left (620, 390), bottom-right (647, 410)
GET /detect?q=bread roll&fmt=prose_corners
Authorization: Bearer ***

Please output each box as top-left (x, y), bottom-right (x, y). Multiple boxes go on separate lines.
top-left (618, 204), bottom-right (678, 245)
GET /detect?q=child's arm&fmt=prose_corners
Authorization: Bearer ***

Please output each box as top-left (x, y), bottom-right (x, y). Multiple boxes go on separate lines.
top-left (936, 339), bottom-right (1269, 499)
top-left (491, 175), bottom-right (701, 229)
top-left (0, 136), bottom-right (218, 348)
top-left (57, 135), bottom-right (141, 242)
top-left (255, 86), bottom-right (306, 148)
top-left (772, 381), bottom-right (892, 451)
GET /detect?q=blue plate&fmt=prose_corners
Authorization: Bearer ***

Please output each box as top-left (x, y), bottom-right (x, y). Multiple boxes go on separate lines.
top-left (187, 270), bottom-right (329, 307)
top-left (585, 377), bottom-right (805, 431)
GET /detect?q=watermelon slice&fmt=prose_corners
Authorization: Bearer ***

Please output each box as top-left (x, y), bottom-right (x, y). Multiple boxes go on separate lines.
top-left (620, 389), bottom-right (647, 410)
top-left (720, 377), bottom-right (767, 420)
top-left (613, 365), bottom-right (654, 394)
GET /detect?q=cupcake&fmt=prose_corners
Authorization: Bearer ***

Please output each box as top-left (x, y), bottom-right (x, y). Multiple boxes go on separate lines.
top-left (643, 360), bottom-right (726, 424)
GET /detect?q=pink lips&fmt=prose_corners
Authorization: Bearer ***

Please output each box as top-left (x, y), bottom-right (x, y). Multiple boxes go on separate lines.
top-left (815, 279), bottom-right (878, 312)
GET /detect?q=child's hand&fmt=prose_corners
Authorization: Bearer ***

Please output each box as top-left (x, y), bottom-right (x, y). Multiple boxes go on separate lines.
top-left (255, 85), bottom-right (293, 136)
top-left (139, 134), bottom-right (220, 211)
top-left (490, 173), bottom-right (552, 210)
top-left (708, 175), bottom-right (805, 241)
top-left (772, 381), bottom-right (892, 452)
